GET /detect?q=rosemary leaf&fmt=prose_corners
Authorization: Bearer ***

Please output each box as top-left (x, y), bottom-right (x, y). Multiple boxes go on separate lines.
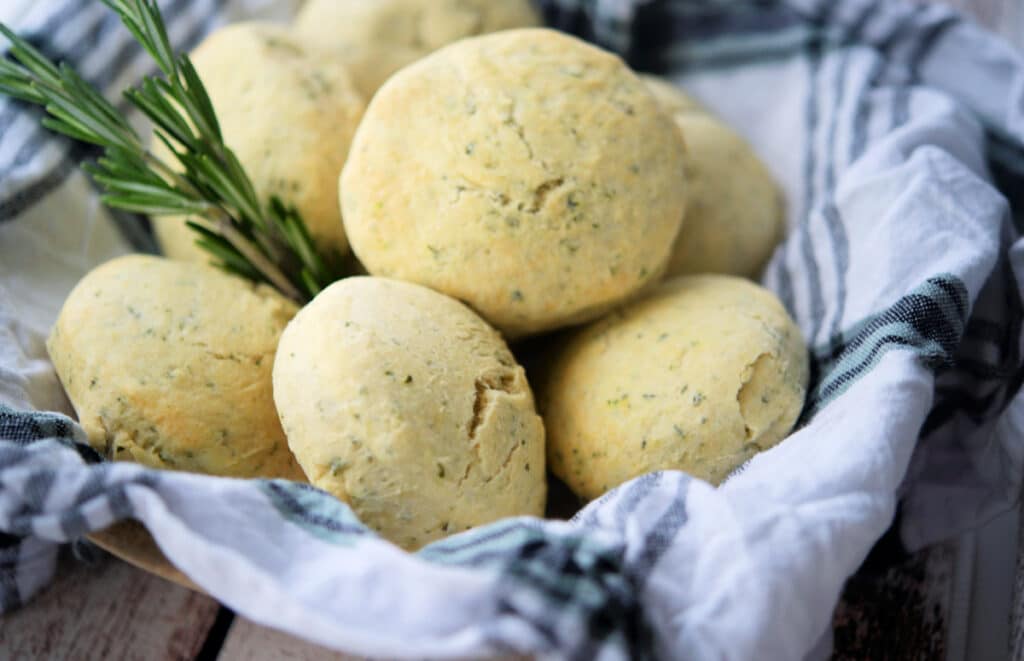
top-left (101, 195), bottom-right (200, 217)
top-left (124, 81), bottom-right (195, 150)
top-left (0, 0), bottom-right (344, 301)
top-left (300, 270), bottom-right (322, 299)
top-left (0, 24), bottom-right (62, 87)
top-left (38, 116), bottom-right (102, 145)
top-left (175, 55), bottom-right (222, 141)
top-left (187, 222), bottom-right (264, 282)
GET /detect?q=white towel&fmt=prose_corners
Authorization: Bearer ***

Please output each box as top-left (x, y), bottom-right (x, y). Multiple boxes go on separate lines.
top-left (1, 1), bottom-right (1022, 658)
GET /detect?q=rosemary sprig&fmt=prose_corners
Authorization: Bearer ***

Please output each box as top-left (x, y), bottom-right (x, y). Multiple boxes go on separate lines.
top-left (0, 0), bottom-right (342, 301)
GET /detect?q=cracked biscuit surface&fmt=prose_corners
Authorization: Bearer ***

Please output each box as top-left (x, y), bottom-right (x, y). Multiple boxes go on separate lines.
top-left (153, 23), bottom-right (365, 264)
top-left (47, 255), bottom-right (303, 480)
top-left (294, 0), bottom-right (540, 98)
top-left (273, 277), bottom-right (546, 549)
top-left (341, 29), bottom-right (687, 338)
top-left (540, 274), bottom-right (808, 500)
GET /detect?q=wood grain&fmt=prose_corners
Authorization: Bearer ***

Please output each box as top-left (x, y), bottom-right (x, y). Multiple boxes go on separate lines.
top-left (218, 617), bottom-right (360, 661)
top-left (1012, 505), bottom-right (1024, 660)
top-left (833, 540), bottom-right (957, 660)
top-left (0, 547), bottom-right (220, 661)
top-left (219, 620), bottom-right (529, 661)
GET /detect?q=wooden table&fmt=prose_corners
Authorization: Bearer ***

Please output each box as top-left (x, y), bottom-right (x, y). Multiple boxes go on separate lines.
top-left (1, 2), bottom-right (1021, 659)
top-left (0, 546), bottom-right (354, 661)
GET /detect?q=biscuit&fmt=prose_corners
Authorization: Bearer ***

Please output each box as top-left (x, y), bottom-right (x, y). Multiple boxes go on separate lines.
top-left (668, 113), bottom-right (785, 278)
top-left (642, 77), bottom-right (785, 279)
top-left (294, 0), bottom-right (540, 98)
top-left (47, 255), bottom-right (303, 480)
top-left (341, 29), bottom-right (688, 338)
top-left (541, 274), bottom-right (808, 499)
top-left (273, 277), bottom-right (546, 549)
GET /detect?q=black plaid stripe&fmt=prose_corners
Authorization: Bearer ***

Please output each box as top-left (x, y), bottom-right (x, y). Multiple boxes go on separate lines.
top-left (817, 0), bottom-right (882, 345)
top-left (627, 1), bottom-right (806, 73)
top-left (421, 520), bottom-right (549, 566)
top-left (486, 532), bottom-right (654, 660)
top-left (537, 0), bottom-right (809, 75)
top-left (619, 0), bottom-right (952, 355)
top-left (0, 405), bottom-right (100, 463)
top-left (537, 0), bottom-right (632, 57)
top-left (797, 9), bottom-right (828, 342)
top-left (990, 133), bottom-right (1024, 235)
top-left (635, 0), bottom-right (947, 76)
top-left (0, 531), bottom-right (23, 611)
top-left (260, 480), bottom-right (371, 540)
top-left (0, 451), bottom-right (158, 614)
top-left (0, 406), bottom-right (76, 444)
top-left (420, 476), bottom-right (687, 658)
top-left (889, 9), bottom-right (959, 133)
top-left (58, 469), bottom-right (113, 539)
top-left (626, 476), bottom-right (689, 583)
top-left (0, 0), bottom-right (95, 142)
top-left (0, 457), bottom-right (158, 540)
top-left (0, 1), bottom-right (129, 185)
top-left (612, 472), bottom-right (662, 527)
top-left (420, 517), bottom-right (654, 656)
top-left (806, 275), bottom-right (969, 416)
top-left (766, 0), bottom-right (922, 321)
top-left (0, 444), bottom-right (38, 471)
top-left (802, 0), bottom-right (957, 350)
top-left (922, 253), bottom-right (1024, 435)
top-left (569, 472), bottom-right (662, 530)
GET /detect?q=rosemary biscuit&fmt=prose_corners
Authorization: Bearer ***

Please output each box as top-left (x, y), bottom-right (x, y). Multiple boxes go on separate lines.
top-left (47, 255), bottom-right (303, 480)
top-left (293, 0), bottom-right (540, 98)
top-left (642, 78), bottom-right (785, 279)
top-left (541, 275), bottom-right (808, 499)
top-left (341, 29), bottom-right (688, 338)
top-left (153, 23), bottom-right (364, 264)
top-left (273, 277), bottom-right (546, 549)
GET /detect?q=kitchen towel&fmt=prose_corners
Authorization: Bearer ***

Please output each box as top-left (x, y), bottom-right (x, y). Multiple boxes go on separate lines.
top-left (1, 0), bottom-right (1022, 658)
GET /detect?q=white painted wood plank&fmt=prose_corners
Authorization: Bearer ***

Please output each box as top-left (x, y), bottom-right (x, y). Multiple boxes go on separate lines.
top-left (218, 616), bottom-right (361, 661)
top-left (0, 548), bottom-right (221, 661)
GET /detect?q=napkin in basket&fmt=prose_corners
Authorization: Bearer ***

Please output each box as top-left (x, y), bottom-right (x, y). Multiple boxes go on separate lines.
top-left (1, 0), bottom-right (1023, 658)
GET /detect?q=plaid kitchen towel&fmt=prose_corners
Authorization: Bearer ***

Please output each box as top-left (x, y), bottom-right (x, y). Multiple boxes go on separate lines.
top-left (1, 0), bottom-right (1023, 659)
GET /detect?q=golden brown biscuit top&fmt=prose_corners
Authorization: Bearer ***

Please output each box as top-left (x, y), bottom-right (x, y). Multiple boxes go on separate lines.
top-left (341, 28), bottom-right (687, 337)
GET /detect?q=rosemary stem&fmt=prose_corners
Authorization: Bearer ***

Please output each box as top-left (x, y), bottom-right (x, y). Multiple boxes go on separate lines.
top-left (215, 214), bottom-right (304, 301)
top-left (144, 150), bottom-right (303, 301)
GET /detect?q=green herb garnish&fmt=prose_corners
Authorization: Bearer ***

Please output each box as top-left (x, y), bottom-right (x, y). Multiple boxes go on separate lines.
top-left (0, 0), bottom-right (340, 301)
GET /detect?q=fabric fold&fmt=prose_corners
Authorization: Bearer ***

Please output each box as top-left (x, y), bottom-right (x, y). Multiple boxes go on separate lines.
top-left (1, 0), bottom-right (1022, 658)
